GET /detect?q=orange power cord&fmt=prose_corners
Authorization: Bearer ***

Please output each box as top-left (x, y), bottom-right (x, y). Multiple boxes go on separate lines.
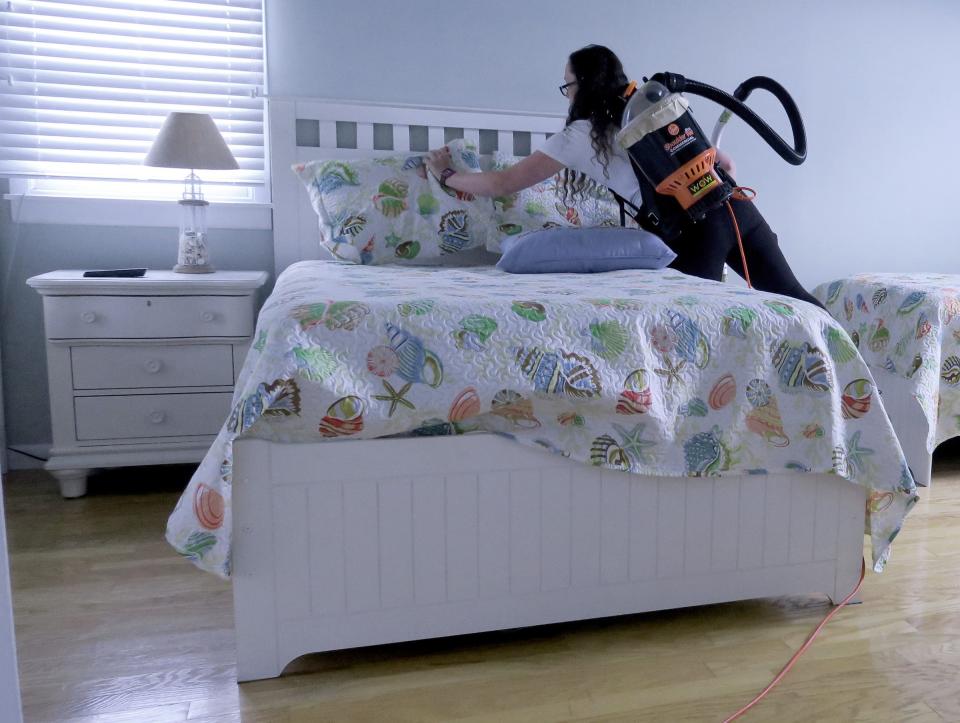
top-left (725, 185), bottom-right (757, 289)
top-left (722, 558), bottom-right (867, 721)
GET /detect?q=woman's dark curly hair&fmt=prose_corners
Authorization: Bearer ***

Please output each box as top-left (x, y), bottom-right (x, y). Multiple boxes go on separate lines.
top-left (566, 45), bottom-right (630, 178)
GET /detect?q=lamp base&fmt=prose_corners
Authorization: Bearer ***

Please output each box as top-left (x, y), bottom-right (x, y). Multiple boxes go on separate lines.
top-left (173, 263), bottom-right (215, 274)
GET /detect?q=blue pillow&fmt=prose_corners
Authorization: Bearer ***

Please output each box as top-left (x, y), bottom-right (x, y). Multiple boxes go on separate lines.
top-left (496, 226), bottom-right (676, 274)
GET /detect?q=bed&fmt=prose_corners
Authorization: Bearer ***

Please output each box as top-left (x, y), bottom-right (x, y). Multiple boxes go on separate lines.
top-left (814, 274), bottom-right (960, 487)
top-left (166, 98), bottom-right (918, 682)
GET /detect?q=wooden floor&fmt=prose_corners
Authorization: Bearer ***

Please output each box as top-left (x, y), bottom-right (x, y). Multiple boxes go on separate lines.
top-left (6, 444), bottom-right (960, 723)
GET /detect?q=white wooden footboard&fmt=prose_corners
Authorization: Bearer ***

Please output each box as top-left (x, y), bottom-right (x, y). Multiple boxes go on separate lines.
top-left (231, 435), bottom-right (865, 682)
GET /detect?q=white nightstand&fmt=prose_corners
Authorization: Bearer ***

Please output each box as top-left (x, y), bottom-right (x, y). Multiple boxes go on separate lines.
top-left (27, 270), bottom-right (268, 498)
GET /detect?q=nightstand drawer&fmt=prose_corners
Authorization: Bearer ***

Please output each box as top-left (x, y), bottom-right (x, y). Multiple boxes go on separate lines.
top-left (74, 392), bottom-right (232, 441)
top-left (44, 295), bottom-right (254, 339)
top-left (71, 344), bottom-right (235, 390)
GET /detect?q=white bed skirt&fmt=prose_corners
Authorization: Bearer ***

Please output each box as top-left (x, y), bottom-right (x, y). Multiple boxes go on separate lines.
top-left (231, 435), bottom-right (866, 682)
top-left (875, 372), bottom-right (934, 487)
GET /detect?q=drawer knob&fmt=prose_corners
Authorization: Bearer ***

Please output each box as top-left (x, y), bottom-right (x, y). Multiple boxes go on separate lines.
top-left (148, 410), bottom-right (166, 425)
top-left (80, 311), bottom-right (97, 324)
top-left (200, 311), bottom-right (216, 323)
top-left (143, 359), bottom-right (163, 374)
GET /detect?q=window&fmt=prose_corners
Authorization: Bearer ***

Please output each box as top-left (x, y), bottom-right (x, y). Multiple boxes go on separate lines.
top-left (0, 0), bottom-right (265, 206)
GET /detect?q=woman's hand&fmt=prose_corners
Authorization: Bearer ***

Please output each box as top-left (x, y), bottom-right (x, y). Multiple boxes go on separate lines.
top-left (716, 148), bottom-right (737, 178)
top-left (426, 146), bottom-right (453, 179)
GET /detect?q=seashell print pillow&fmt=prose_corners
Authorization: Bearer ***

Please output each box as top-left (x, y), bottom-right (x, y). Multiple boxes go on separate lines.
top-left (293, 139), bottom-right (494, 265)
top-left (487, 150), bottom-right (634, 253)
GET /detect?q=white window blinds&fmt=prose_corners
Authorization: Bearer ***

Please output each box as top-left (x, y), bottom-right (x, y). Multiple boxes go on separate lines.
top-left (0, 0), bottom-right (264, 195)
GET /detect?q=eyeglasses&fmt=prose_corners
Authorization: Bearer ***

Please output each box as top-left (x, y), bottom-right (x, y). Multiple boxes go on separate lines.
top-left (559, 81), bottom-right (577, 97)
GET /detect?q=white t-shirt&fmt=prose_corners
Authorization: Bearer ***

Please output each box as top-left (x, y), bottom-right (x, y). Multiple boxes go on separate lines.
top-left (539, 119), bottom-right (642, 208)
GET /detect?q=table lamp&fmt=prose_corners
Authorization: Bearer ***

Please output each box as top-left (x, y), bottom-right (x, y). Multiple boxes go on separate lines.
top-left (144, 112), bottom-right (239, 273)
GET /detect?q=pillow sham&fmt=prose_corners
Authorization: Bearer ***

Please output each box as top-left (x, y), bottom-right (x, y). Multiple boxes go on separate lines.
top-left (293, 139), bottom-right (492, 265)
top-left (496, 226), bottom-right (676, 274)
top-left (488, 150), bottom-right (635, 253)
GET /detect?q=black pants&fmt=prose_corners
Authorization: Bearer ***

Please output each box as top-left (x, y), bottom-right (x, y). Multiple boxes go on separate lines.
top-left (663, 197), bottom-right (825, 310)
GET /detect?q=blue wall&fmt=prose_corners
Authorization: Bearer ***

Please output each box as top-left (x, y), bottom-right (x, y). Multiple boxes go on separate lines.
top-left (3, 0), bottom-right (960, 452)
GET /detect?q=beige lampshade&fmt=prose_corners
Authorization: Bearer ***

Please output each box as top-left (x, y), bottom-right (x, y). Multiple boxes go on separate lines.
top-left (144, 112), bottom-right (239, 170)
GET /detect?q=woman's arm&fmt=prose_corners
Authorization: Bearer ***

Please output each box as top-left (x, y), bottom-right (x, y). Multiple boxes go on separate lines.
top-left (715, 148), bottom-right (736, 177)
top-left (425, 147), bottom-right (564, 198)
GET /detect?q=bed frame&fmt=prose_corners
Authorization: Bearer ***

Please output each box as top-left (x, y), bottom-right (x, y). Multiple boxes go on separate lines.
top-left (230, 97), bottom-right (869, 682)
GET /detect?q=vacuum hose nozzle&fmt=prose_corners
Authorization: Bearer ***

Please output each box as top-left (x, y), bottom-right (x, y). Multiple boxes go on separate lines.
top-left (649, 72), bottom-right (807, 165)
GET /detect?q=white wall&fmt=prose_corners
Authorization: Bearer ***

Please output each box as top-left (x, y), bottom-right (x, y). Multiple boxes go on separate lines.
top-left (267, 0), bottom-right (960, 285)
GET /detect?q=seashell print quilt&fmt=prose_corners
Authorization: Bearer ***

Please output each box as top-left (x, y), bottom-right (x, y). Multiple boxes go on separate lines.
top-left (167, 261), bottom-right (918, 577)
top-left (814, 273), bottom-right (960, 453)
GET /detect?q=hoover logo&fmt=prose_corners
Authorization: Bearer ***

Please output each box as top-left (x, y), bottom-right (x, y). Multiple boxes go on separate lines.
top-left (663, 128), bottom-right (696, 155)
top-left (667, 123), bottom-right (680, 136)
top-left (687, 172), bottom-right (717, 197)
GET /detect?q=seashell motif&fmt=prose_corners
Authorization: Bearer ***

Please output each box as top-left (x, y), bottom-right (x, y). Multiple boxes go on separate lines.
top-left (373, 178), bottom-right (410, 218)
top-left (555, 203), bottom-right (581, 226)
top-left (650, 323), bottom-right (678, 353)
top-left (869, 319), bottom-right (890, 352)
top-left (868, 491), bottom-right (894, 513)
top-left (448, 387), bottom-right (482, 422)
top-left (385, 323), bottom-right (444, 387)
top-left (941, 355), bottom-right (960, 386)
top-left (872, 288), bottom-right (888, 308)
top-left (882, 356), bottom-right (897, 374)
top-left (180, 531), bottom-right (217, 562)
top-left (557, 411), bottom-right (585, 426)
top-left (843, 296), bottom-right (854, 321)
top-left (616, 389), bottom-right (653, 415)
top-left (856, 293), bottom-right (869, 313)
top-left (312, 160), bottom-right (360, 194)
top-left (772, 341), bottom-right (831, 393)
top-left (366, 345), bottom-right (400, 377)
top-left (395, 240), bottom-right (421, 259)
top-left (915, 312), bottom-right (932, 339)
top-left (194, 483), bottom-right (225, 530)
top-left (514, 346), bottom-right (601, 398)
top-left (291, 346), bottom-right (338, 382)
top-left (665, 310), bottom-right (710, 369)
top-left (590, 434), bottom-right (629, 470)
top-left (803, 423), bottom-right (824, 439)
top-left (512, 301), bottom-right (547, 322)
top-left (339, 214), bottom-right (366, 237)
top-left (763, 300), bottom-right (794, 317)
top-left (294, 301), bottom-right (371, 331)
top-left (708, 373), bottom-right (737, 410)
top-left (721, 305), bottom-right (757, 339)
top-left (907, 353), bottom-right (923, 378)
top-left (679, 397), bottom-right (708, 417)
top-left (417, 193), bottom-right (438, 215)
top-left (490, 389), bottom-right (541, 428)
top-left (746, 378), bottom-right (773, 407)
top-left (452, 315), bottom-right (498, 351)
top-left (402, 155), bottom-right (427, 175)
top-left (438, 209), bottom-right (471, 254)
top-left (498, 223), bottom-right (523, 236)
top-left (841, 378), bottom-right (872, 419)
top-left (825, 280), bottom-right (843, 305)
top-left (397, 299), bottom-right (435, 317)
top-left (746, 396), bottom-right (790, 447)
top-left (683, 426), bottom-right (731, 476)
top-left (943, 296), bottom-right (960, 324)
top-left (623, 369), bottom-right (648, 392)
top-left (897, 291), bottom-right (926, 315)
top-left (588, 320), bottom-right (629, 360)
top-left (826, 327), bottom-right (858, 364)
top-left (319, 395), bottom-right (365, 437)
top-left (851, 329), bottom-right (860, 348)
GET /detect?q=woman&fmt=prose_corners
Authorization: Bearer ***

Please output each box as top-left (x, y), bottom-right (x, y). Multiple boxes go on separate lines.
top-left (425, 44), bottom-right (822, 308)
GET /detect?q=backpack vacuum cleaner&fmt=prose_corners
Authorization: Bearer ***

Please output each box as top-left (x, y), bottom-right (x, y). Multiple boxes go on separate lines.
top-left (614, 72), bottom-right (807, 286)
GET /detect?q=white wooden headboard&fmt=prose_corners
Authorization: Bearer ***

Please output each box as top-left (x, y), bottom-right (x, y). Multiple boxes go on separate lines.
top-left (268, 98), bottom-right (566, 274)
